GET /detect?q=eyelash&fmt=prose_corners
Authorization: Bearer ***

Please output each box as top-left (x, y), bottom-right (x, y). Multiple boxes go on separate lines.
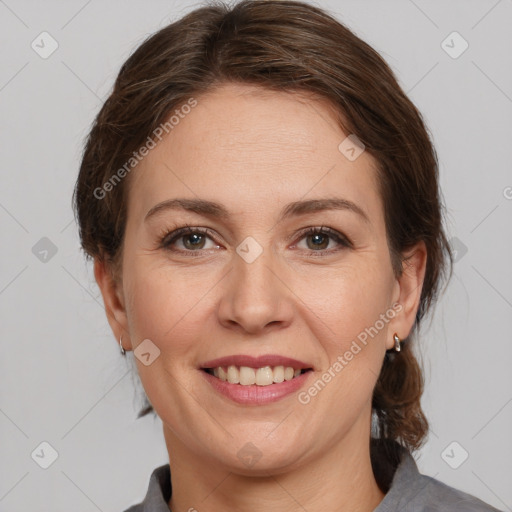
top-left (158, 224), bottom-right (352, 257)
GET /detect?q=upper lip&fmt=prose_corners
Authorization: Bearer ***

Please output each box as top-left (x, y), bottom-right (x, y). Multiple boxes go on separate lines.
top-left (201, 354), bottom-right (313, 370)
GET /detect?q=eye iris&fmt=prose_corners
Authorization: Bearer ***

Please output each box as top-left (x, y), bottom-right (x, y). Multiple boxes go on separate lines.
top-left (307, 233), bottom-right (328, 250)
top-left (183, 233), bottom-right (205, 250)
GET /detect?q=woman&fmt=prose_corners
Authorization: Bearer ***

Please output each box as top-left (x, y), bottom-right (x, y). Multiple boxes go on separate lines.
top-left (73, 1), bottom-right (502, 510)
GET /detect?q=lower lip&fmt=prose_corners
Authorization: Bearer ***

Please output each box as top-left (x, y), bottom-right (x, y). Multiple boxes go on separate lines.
top-left (200, 369), bottom-right (312, 405)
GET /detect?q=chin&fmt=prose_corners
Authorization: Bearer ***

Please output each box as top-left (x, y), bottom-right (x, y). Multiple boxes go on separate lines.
top-left (228, 453), bottom-right (305, 477)
top-left (209, 435), bottom-right (308, 476)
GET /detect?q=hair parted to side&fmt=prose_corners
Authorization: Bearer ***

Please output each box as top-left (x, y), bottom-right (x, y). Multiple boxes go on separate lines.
top-left (73, 0), bottom-right (453, 462)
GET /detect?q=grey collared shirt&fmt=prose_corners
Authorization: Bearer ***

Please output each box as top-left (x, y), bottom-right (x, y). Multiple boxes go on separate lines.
top-left (123, 445), bottom-right (503, 512)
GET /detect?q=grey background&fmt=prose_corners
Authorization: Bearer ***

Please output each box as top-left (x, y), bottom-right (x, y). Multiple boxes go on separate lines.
top-left (1, 0), bottom-right (511, 510)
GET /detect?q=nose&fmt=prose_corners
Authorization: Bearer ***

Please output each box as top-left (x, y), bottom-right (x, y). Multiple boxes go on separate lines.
top-left (217, 243), bottom-right (294, 335)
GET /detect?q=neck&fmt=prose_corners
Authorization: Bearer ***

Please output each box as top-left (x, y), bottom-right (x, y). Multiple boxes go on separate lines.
top-left (164, 415), bottom-right (386, 512)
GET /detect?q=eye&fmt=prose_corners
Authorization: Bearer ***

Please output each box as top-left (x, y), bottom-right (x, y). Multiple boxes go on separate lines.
top-left (293, 226), bottom-right (351, 254)
top-left (158, 224), bottom-right (351, 256)
top-left (160, 225), bottom-right (221, 253)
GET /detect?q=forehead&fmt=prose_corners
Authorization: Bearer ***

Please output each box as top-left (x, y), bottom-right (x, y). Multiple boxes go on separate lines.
top-left (127, 83), bottom-right (383, 225)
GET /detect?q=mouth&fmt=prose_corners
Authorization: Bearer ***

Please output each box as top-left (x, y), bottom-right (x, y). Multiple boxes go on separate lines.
top-left (199, 355), bottom-right (314, 404)
top-left (201, 365), bottom-right (313, 386)
top-left (200, 354), bottom-right (313, 387)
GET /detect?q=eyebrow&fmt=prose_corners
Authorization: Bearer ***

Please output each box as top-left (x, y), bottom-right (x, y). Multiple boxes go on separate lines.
top-left (144, 197), bottom-right (371, 225)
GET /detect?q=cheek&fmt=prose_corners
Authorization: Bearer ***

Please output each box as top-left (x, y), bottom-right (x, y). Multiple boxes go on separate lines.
top-left (122, 261), bottom-right (210, 420)
top-left (294, 258), bottom-right (394, 347)
top-left (293, 266), bottom-right (391, 426)
top-left (123, 261), bottom-right (201, 348)
top-left (292, 260), bottom-right (392, 412)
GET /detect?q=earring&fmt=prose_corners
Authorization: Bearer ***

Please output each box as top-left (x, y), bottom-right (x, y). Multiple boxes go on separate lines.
top-left (393, 333), bottom-right (401, 352)
top-left (119, 335), bottom-right (126, 356)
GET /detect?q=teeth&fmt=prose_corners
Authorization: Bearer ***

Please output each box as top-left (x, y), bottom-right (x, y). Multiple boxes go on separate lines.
top-left (273, 365), bottom-right (285, 383)
top-left (239, 366), bottom-right (256, 385)
top-left (255, 366), bottom-right (273, 386)
top-left (226, 365), bottom-right (239, 384)
top-left (209, 365), bottom-right (306, 386)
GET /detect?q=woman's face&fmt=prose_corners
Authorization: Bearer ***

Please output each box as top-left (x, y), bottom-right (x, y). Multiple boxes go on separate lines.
top-left (97, 82), bottom-right (425, 474)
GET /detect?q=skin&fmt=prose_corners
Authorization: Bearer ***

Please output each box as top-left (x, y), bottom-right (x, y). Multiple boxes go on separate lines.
top-left (95, 82), bottom-right (426, 512)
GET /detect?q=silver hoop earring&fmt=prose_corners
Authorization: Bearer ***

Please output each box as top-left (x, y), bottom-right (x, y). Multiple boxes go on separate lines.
top-left (393, 333), bottom-right (401, 352)
top-left (119, 335), bottom-right (126, 356)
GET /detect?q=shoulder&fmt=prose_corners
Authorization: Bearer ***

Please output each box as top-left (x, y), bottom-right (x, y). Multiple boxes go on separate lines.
top-left (122, 463), bottom-right (172, 512)
top-left (407, 472), bottom-right (504, 512)
top-left (373, 441), bottom-right (504, 512)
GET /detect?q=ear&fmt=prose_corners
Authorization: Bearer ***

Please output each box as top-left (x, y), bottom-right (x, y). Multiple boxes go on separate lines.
top-left (387, 241), bottom-right (427, 350)
top-left (94, 258), bottom-right (131, 351)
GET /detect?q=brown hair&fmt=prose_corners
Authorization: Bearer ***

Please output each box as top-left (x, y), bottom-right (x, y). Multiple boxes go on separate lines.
top-left (73, 0), bottom-right (453, 464)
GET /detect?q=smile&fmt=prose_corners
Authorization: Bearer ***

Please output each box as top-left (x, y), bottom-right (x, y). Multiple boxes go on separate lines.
top-left (203, 365), bottom-right (311, 386)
